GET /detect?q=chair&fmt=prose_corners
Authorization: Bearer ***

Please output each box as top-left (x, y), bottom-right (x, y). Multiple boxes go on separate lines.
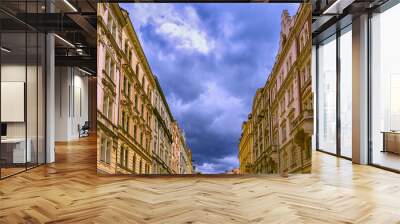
top-left (79, 121), bottom-right (90, 138)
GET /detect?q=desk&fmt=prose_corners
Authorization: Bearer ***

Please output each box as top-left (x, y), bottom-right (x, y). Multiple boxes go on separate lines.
top-left (382, 131), bottom-right (400, 154)
top-left (1, 138), bottom-right (32, 163)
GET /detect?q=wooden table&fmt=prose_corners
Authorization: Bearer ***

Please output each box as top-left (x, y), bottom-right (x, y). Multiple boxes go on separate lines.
top-left (381, 131), bottom-right (400, 154)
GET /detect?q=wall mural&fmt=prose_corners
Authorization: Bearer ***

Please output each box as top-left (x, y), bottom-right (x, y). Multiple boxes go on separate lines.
top-left (96, 3), bottom-right (312, 175)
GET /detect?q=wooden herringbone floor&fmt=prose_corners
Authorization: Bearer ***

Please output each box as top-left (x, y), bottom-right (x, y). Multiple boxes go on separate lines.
top-left (1, 135), bottom-right (400, 224)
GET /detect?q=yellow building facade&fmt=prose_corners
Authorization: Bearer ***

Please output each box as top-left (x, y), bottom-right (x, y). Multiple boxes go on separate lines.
top-left (239, 113), bottom-right (253, 174)
top-left (239, 4), bottom-right (312, 174)
top-left (97, 3), bottom-right (193, 175)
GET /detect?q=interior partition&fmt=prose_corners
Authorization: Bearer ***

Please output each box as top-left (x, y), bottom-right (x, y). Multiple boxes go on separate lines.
top-left (0, 0), bottom-right (48, 179)
top-left (317, 34), bottom-right (337, 155)
top-left (370, 3), bottom-right (400, 171)
top-left (0, 26), bottom-right (46, 179)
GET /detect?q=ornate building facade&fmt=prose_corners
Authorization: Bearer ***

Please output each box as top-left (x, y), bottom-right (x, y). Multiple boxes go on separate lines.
top-left (238, 114), bottom-right (253, 174)
top-left (180, 146), bottom-right (193, 174)
top-left (171, 121), bottom-right (193, 174)
top-left (152, 77), bottom-right (174, 174)
top-left (239, 4), bottom-right (312, 174)
top-left (97, 3), bottom-right (193, 175)
top-left (171, 122), bottom-right (182, 174)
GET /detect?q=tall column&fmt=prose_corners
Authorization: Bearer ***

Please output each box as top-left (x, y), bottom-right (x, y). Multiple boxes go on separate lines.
top-left (312, 45), bottom-right (317, 151)
top-left (45, 0), bottom-right (55, 163)
top-left (46, 33), bottom-right (55, 163)
top-left (352, 14), bottom-right (369, 164)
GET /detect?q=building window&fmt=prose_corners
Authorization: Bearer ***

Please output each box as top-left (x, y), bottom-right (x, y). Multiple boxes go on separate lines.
top-left (103, 95), bottom-right (113, 121)
top-left (118, 28), bottom-right (122, 47)
top-left (125, 148), bottom-right (128, 168)
top-left (126, 116), bottom-right (130, 132)
top-left (105, 54), bottom-right (110, 76)
top-left (119, 146), bottom-right (123, 165)
top-left (286, 61), bottom-right (290, 75)
top-left (110, 60), bottom-right (115, 80)
top-left (282, 151), bottom-right (288, 171)
top-left (134, 95), bottom-right (138, 109)
top-left (300, 35), bottom-right (304, 49)
top-left (107, 12), bottom-right (113, 32)
top-left (108, 99), bottom-right (113, 121)
top-left (100, 137), bottom-right (111, 164)
top-left (132, 154), bottom-right (136, 172)
top-left (122, 111), bottom-right (126, 128)
top-left (105, 54), bottom-right (114, 81)
top-left (280, 99), bottom-right (285, 114)
top-left (128, 82), bottom-right (132, 98)
top-left (291, 149), bottom-right (297, 168)
top-left (121, 111), bottom-right (129, 132)
top-left (103, 96), bottom-right (109, 117)
top-left (130, 50), bottom-right (133, 66)
top-left (282, 123), bottom-right (287, 142)
top-left (317, 34), bottom-right (337, 154)
top-left (123, 76), bottom-right (127, 95)
top-left (136, 63), bottom-right (140, 76)
top-left (112, 23), bottom-right (117, 39)
top-left (119, 146), bottom-right (128, 168)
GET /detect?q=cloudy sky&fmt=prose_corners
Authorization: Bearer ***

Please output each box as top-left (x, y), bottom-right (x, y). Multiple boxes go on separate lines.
top-left (121, 3), bottom-right (299, 174)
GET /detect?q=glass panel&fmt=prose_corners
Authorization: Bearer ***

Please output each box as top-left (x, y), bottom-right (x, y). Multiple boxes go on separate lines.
top-left (317, 35), bottom-right (337, 154)
top-left (38, 32), bottom-right (45, 165)
top-left (339, 26), bottom-right (352, 158)
top-left (27, 31), bottom-right (38, 169)
top-left (371, 3), bottom-right (400, 171)
top-left (0, 0), bottom-right (46, 178)
top-left (1, 30), bottom-right (28, 177)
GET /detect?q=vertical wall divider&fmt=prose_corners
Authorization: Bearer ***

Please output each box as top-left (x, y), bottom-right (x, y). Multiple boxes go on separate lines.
top-left (25, 1), bottom-right (28, 171)
top-left (44, 0), bottom-right (48, 164)
top-left (336, 27), bottom-right (341, 157)
top-left (44, 31), bottom-right (47, 164)
top-left (36, 0), bottom-right (39, 167)
top-left (367, 11), bottom-right (372, 165)
top-left (73, 68), bottom-right (75, 118)
top-left (315, 45), bottom-right (319, 151)
top-left (0, 24), bottom-right (2, 179)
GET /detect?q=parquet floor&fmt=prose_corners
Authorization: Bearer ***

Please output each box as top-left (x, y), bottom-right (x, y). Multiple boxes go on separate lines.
top-left (1, 135), bottom-right (400, 224)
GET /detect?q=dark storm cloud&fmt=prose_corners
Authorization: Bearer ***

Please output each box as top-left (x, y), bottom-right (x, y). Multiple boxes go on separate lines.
top-left (122, 3), bottom-right (299, 173)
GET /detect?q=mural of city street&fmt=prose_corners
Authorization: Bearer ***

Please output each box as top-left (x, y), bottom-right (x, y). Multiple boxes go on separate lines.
top-left (96, 3), bottom-right (312, 174)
